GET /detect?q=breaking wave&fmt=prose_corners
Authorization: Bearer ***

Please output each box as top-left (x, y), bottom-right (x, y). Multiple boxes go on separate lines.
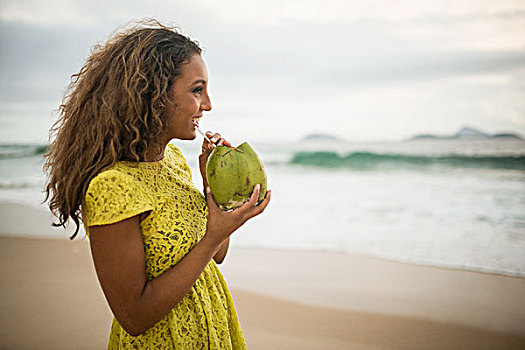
top-left (290, 151), bottom-right (525, 171)
top-left (0, 144), bottom-right (48, 159)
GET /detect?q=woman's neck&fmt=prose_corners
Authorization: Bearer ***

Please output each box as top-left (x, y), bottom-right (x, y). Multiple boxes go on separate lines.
top-left (143, 141), bottom-right (168, 162)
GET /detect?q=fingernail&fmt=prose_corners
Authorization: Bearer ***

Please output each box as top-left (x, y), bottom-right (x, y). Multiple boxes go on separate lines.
top-left (206, 186), bottom-right (211, 194)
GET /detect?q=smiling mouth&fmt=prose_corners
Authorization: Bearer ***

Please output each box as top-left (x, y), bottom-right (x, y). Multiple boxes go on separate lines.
top-left (191, 117), bottom-right (201, 127)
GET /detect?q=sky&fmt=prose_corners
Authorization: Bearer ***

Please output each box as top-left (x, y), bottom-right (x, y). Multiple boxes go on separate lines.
top-left (1, 0), bottom-right (525, 143)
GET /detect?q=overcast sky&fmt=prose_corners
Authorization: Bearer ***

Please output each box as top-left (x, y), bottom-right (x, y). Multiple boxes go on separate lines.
top-left (1, 0), bottom-right (524, 143)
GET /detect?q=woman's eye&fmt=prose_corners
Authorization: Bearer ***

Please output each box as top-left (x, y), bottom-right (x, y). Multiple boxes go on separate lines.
top-left (192, 86), bottom-right (203, 94)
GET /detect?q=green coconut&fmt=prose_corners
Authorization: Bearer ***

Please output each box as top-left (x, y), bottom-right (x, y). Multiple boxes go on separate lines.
top-left (206, 142), bottom-right (267, 211)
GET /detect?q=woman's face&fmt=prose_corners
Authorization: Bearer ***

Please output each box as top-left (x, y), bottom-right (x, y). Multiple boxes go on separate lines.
top-left (165, 54), bottom-right (212, 142)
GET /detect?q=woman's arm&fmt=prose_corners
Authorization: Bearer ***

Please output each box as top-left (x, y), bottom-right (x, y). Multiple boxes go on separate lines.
top-left (213, 237), bottom-right (230, 264)
top-left (199, 132), bottom-right (232, 265)
top-left (89, 215), bottom-right (218, 336)
top-left (89, 185), bottom-right (270, 336)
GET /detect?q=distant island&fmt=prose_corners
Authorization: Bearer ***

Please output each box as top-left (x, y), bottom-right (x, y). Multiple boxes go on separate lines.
top-left (410, 127), bottom-right (523, 141)
top-left (300, 133), bottom-right (345, 142)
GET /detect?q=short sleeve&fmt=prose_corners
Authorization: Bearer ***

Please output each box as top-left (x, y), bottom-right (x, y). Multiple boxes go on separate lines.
top-left (168, 143), bottom-right (191, 171)
top-left (84, 169), bottom-right (155, 226)
top-left (167, 144), bottom-right (193, 180)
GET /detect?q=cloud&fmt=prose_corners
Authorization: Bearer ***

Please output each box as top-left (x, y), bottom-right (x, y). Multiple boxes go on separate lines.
top-left (0, 0), bottom-right (524, 141)
top-left (331, 50), bottom-right (525, 87)
top-left (0, 21), bottom-right (106, 103)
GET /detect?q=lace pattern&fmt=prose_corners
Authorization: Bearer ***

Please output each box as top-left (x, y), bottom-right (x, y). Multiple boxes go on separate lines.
top-left (83, 144), bottom-right (247, 349)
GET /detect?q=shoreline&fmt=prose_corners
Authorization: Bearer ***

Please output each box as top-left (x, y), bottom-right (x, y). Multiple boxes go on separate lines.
top-left (228, 244), bottom-right (525, 279)
top-left (1, 202), bottom-right (523, 279)
top-left (219, 245), bottom-right (525, 336)
top-left (1, 235), bottom-right (524, 349)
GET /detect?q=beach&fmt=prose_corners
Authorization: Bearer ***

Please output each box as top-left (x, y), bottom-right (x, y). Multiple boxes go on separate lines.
top-left (2, 2), bottom-right (525, 348)
top-left (1, 204), bottom-right (525, 349)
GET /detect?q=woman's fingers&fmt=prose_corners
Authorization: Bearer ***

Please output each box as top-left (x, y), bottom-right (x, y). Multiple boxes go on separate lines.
top-left (201, 131), bottom-right (215, 152)
top-left (235, 184), bottom-right (271, 220)
top-left (217, 138), bottom-right (232, 147)
top-left (205, 187), bottom-right (221, 213)
top-left (257, 189), bottom-right (271, 209)
top-left (205, 184), bottom-right (271, 244)
top-left (207, 183), bottom-right (271, 218)
top-left (248, 184), bottom-right (261, 205)
top-left (208, 132), bottom-right (221, 148)
top-left (203, 131), bottom-right (232, 150)
top-left (248, 189), bottom-right (271, 218)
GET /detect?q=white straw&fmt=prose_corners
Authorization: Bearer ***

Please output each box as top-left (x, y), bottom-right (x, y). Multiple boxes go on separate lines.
top-left (195, 125), bottom-right (234, 148)
top-left (196, 126), bottom-right (212, 143)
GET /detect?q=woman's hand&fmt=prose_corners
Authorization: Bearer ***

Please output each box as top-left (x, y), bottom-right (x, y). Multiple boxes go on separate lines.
top-left (198, 131), bottom-right (232, 189)
top-left (203, 183), bottom-right (271, 248)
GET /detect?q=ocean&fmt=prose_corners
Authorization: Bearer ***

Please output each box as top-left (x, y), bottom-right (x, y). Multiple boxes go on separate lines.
top-left (1, 138), bottom-right (524, 277)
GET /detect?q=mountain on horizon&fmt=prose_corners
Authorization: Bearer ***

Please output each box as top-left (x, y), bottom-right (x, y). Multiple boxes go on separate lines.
top-left (300, 133), bottom-right (345, 142)
top-left (455, 127), bottom-right (489, 138)
top-left (410, 127), bottom-right (523, 141)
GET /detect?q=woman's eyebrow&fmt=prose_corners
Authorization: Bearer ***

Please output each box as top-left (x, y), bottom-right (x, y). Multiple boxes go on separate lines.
top-left (191, 79), bottom-right (206, 85)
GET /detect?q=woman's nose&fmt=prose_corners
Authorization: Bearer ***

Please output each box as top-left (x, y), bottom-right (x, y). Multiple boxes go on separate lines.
top-left (202, 92), bottom-right (212, 111)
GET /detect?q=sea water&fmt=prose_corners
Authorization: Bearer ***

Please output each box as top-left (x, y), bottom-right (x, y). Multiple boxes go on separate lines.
top-left (1, 139), bottom-right (524, 276)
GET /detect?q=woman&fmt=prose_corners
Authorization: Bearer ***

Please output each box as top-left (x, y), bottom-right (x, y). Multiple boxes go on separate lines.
top-left (44, 20), bottom-right (271, 349)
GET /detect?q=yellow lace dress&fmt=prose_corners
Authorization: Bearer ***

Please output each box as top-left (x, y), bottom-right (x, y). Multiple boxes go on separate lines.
top-left (83, 144), bottom-right (247, 349)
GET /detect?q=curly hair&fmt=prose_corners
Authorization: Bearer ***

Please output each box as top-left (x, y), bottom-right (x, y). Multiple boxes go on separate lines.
top-left (44, 19), bottom-right (202, 239)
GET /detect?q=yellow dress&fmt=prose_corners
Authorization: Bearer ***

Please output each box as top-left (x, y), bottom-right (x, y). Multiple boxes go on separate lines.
top-left (83, 144), bottom-right (247, 349)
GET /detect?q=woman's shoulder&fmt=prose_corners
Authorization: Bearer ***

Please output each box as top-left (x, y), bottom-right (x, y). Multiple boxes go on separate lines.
top-left (90, 163), bottom-right (138, 181)
top-left (87, 159), bottom-right (158, 196)
top-left (164, 143), bottom-right (191, 173)
top-left (87, 167), bottom-right (138, 195)
top-left (165, 143), bottom-right (184, 160)
top-left (84, 165), bottom-right (155, 227)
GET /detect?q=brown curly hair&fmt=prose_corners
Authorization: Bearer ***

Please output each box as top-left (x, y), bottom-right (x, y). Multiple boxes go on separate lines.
top-left (44, 19), bottom-right (202, 239)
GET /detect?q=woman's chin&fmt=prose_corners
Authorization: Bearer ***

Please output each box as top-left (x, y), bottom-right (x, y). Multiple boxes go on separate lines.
top-left (170, 134), bottom-right (196, 142)
top-left (185, 131), bottom-right (197, 141)
top-left (170, 127), bottom-right (197, 141)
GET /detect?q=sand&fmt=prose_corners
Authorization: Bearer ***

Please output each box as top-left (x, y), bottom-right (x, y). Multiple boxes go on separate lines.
top-left (1, 236), bottom-right (524, 350)
top-left (1, 203), bottom-right (525, 349)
